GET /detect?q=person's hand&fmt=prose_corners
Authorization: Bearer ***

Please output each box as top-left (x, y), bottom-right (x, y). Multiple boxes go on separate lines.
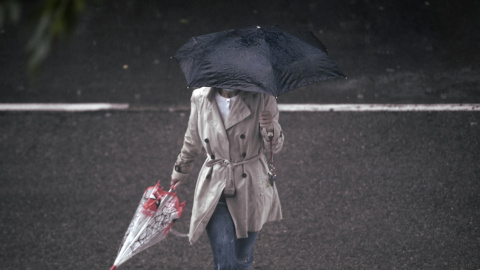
top-left (171, 178), bottom-right (182, 190)
top-left (259, 111), bottom-right (274, 132)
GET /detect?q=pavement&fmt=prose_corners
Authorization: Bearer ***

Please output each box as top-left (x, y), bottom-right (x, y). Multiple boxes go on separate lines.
top-left (1, 111), bottom-right (479, 269)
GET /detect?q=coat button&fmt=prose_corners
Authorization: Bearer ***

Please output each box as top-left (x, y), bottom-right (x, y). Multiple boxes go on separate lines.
top-left (204, 138), bottom-right (209, 143)
top-left (242, 173), bottom-right (247, 178)
top-left (240, 134), bottom-right (245, 139)
top-left (211, 154), bottom-right (216, 159)
top-left (242, 152), bottom-right (246, 158)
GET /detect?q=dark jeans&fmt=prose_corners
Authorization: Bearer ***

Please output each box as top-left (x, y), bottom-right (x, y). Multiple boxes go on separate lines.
top-left (206, 197), bottom-right (258, 270)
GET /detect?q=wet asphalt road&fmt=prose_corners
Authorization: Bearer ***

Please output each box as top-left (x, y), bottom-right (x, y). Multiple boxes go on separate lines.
top-left (0, 111), bottom-right (479, 269)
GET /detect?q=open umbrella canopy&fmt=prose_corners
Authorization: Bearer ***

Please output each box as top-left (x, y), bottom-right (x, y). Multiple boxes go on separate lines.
top-left (174, 25), bottom-right (345, 97)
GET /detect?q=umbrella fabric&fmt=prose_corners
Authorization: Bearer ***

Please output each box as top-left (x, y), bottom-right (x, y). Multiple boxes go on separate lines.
top-left (174, 25), bottom-right (345, 97)
top-left (110, 181), bottom-right (186, 270)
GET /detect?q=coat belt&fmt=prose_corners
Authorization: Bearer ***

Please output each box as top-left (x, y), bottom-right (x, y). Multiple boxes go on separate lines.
top-left (205, 154), bottom-right (261, 196)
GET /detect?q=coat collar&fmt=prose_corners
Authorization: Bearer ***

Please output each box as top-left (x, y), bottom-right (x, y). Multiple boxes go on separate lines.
top-left (207, 88), bottom-right (251, 130)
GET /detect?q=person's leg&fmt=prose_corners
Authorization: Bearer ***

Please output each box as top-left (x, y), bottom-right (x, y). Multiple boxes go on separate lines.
top-left (235, 231), bottom-right (258, 270)
top-left (206, 199), bottom-right (236, 270)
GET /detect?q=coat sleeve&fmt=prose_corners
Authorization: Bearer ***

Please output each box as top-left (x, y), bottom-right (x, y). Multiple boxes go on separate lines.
top-left (171, 92), bottom-right (203, 181)
top-left (260, 94), bottom-right (284, 154)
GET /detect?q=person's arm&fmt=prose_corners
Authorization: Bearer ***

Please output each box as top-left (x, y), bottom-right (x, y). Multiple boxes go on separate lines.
top-left (259, 95), bottom-right (284, 154)
top-left (171, 92), bottom-right (203, 189)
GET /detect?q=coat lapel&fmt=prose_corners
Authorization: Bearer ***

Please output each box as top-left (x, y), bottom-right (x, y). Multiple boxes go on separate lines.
top-left (206, 88), bottom-right (229, 140)
top-left (225, 92), bottom-right (251, 130)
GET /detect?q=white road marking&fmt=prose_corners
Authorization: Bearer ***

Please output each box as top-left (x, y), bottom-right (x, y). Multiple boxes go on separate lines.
top-left (0, 103), bottom-right (129, 111)
top-left (277, 104), bottom-right (480, 112)
top-left (0, 103), bottom-right (479, 112)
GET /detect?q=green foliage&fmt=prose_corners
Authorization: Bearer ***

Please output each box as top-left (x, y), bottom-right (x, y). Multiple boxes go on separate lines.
top-left (0, 0), bottom-right (22, 28)
top-left (1, 0), bottom-right (90, 79)
top-left (26, 0), bottom-right (85, 77)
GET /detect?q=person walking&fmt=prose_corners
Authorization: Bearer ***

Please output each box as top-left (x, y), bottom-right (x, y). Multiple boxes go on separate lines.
top-left (171, 86), bottom-right (284, 269)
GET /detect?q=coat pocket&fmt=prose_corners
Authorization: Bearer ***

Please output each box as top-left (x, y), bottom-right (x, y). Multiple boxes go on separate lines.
top-left (256, 156), bottom-right (271, 192)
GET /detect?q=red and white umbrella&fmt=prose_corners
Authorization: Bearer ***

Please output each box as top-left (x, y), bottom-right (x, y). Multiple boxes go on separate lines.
top-left (110, 181), bottom-right (186, 270)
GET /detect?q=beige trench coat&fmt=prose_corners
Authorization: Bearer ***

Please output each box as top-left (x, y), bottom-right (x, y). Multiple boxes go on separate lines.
top-left (171, 87), bottom-right (284, 244)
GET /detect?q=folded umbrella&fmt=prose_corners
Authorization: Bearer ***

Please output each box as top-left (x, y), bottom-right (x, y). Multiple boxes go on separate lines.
top-left (110, 181), bottom-right (186, 270)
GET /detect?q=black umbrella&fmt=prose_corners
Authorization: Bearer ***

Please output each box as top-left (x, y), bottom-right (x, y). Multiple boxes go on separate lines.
top-left (173, 25), bottom-right (345, 97)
